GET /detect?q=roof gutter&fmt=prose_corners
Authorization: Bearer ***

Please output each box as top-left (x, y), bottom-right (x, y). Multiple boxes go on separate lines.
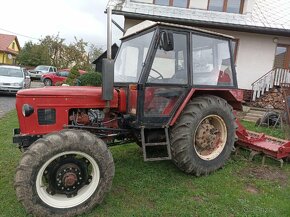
top-left (113, 10), bottom-right (290, 37)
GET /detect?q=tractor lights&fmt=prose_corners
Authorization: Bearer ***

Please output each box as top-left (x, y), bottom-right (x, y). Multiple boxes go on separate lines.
top-left (22, 104), bottom-right (34, 117)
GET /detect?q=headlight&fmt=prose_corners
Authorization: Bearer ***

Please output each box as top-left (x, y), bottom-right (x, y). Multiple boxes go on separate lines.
top-left (22, 104), bottom-right (34, 117)
top-left (12, 83), bottom-right (21, 87)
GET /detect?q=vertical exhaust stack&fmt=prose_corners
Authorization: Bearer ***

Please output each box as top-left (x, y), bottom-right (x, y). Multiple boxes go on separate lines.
top-left (107, 6), bottom-right (112, 60)
top-left (102, 6), bottom-right (114, 101)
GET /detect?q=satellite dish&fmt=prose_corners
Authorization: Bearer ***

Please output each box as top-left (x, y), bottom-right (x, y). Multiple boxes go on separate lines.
top-left (8, 54), bottom-right (12, 59)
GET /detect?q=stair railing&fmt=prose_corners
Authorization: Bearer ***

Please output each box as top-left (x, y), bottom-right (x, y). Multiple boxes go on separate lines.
top-left (252, 68), bottom-right (290, 101)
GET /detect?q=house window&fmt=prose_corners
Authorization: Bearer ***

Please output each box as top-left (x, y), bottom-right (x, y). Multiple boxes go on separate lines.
top-left (274, 45), bottom-right (290, 69)
top-left (154, 0), bottom-right (189, 8)
top-left (231, 39), bottom-right (239, 63)
top-left (12, 42), bottom-right (15, 49)
top-left (208, 0), bottom-right (244, 14)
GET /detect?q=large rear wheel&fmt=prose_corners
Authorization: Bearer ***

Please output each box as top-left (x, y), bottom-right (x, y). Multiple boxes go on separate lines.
top-left (170, 95), bottom-right (236, 176)
top-left (15, 130), bottom-right (114, 217)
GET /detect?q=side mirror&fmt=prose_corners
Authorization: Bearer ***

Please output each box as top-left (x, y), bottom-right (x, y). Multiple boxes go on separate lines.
top-left (160, 31), bottom-right (174, 51)
top-left (102, 58), bottom-right (114, 101)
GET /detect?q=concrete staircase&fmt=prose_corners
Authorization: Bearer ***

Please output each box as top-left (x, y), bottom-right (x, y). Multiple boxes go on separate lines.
top-left (242, 107), bottom-right (266, 123)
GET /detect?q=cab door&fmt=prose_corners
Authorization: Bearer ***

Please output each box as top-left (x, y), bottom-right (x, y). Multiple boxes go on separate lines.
top-left (139, 31), bottom-right (190, 127)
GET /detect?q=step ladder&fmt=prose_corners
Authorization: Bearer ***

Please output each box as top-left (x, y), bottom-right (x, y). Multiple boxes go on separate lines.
top-left (141, 126), bottom-right (172, 161)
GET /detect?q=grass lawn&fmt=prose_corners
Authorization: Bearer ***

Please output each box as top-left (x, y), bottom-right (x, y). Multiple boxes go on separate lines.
top-left (0, 111), bottom-right (290, 217)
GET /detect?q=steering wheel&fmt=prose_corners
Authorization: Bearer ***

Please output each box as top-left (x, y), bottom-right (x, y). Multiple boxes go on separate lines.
top-left (148, 68), bottom-right (164, 81)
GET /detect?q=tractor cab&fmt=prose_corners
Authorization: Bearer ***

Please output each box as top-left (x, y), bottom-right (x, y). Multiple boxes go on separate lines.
top-left (112, 21), bottom-right (238, 128)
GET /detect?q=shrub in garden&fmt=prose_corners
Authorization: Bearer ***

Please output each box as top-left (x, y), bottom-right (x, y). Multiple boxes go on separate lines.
top-left (78, 71), bottom-right (102, 86)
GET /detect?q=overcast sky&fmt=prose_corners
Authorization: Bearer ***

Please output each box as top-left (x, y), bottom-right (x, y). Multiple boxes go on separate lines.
top-left (0, 0), bottom-right (124, 49)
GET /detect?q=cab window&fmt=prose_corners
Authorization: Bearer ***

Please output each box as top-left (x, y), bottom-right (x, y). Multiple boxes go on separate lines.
top-left (192, 34), bottom-right (234, 86)
top-left (147, 33), bottom-right (188, 84)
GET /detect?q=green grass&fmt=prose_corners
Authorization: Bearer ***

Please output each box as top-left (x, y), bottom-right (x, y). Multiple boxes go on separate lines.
top-left (1, 112), bottom-right (290, 217)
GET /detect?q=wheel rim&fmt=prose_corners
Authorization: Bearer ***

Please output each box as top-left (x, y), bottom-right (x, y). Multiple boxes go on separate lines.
top-left (36, 151), bottom-right (100, 209)
top-left (193, 115), bottom-right (227, 161)
top-left (44, 79), bottom-right (51, 86)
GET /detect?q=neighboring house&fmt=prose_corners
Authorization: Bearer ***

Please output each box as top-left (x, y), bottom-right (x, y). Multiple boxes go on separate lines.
top-left (108, 0), bottom-right (290, 90)
top-left (92, 43), bottom-right (119, 72)
top-left (0, 34), bottom-right (20, 65)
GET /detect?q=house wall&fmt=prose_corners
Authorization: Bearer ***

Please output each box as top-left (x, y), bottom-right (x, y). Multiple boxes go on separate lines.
top-left (206, 28), bottom-right (290, 89)
top-left (123, 18), bottom-right (290, 89)
top-left (189, 0), bottom-right (208, 10)
top-left (8, 39), bottom-right (20, 52)
top-left (0, 52), bottom-right (16, 65)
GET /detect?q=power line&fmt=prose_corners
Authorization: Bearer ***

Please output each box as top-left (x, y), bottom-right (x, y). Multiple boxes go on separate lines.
top-left (0, 27), bottom-right (39, 40)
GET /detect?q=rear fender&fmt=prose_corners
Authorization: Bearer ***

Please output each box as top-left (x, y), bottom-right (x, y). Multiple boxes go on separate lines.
top-left (169, 88), bottom-right (243, 126)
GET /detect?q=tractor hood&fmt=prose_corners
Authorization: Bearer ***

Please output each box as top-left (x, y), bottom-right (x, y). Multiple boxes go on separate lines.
top-left (16, 86), bottom-right (119, 108)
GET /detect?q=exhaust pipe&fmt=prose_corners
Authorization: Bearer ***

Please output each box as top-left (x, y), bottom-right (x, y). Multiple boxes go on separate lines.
top-left (102, 6), bottom-right (114, 101)
top-left (107, 6), bottom-right (112, 60)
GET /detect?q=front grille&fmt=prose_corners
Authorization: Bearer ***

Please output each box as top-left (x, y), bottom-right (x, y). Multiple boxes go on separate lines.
top-left (38, 109), bottom-right (56, 125)
top-left (3, 83), bottom-right (10, 85)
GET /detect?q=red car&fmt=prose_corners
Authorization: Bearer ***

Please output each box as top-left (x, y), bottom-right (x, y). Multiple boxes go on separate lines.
top-left (41, 69), bottom-right (86, 86)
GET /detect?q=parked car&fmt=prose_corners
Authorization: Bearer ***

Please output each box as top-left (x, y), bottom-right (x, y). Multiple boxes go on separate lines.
top-left (28, 65), bottom-right (57, 80)
top-left (41, 68), bottom-right (86, 86)
top-left (0, 65), bottom-right (31, 93)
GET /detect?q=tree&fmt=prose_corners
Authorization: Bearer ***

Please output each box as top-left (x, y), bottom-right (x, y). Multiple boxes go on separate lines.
top-left (17, 41), bottom-right (50, 66)
top-left (39, 34), bottom-right (66, 68)
top-left (88, 44), bottom-right (103, 64)
top-left (17, 34), bottom-right (104, 70)
top-left (64, 37), bottom-right (89, 69)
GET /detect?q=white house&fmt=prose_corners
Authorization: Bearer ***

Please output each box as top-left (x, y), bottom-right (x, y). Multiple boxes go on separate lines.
top-left (107, 0), bottom-right (290, 90)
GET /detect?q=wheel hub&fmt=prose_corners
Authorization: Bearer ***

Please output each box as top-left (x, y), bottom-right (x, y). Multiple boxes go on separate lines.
top-left (195, 121), bottom-right (218, 149)
top-left (45, 156), bottom-right (91, 197)
top-left (194, 115), bottom-right (227, 161)
top-left (63, 172), bottom-right (77, 187)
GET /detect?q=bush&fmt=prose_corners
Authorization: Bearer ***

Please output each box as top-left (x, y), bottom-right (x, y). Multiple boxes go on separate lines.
top-left (66, 65), bottom-right (81, 86)
top-left (78, 71), bottom-right (102, 86)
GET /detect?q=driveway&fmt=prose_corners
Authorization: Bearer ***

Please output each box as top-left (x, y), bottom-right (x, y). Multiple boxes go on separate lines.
top-left (0, 81), bottom-right (44, 118)
top-left (0, 95), bottom-right (16, 118)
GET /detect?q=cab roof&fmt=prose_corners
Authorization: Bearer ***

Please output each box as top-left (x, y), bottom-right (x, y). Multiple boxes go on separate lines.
top-left (122, 20), bottom-right (235, 40)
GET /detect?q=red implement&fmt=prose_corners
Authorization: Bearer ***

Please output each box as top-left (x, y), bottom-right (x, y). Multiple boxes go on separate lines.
top-left (235, 119), bottom-right (290, 159)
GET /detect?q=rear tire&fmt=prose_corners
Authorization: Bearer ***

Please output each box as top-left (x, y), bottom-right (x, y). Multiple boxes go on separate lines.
top-left (170, 95), bottom-right (236, 176)
top-left (14, 130), bottom-right (114, 217)
top-left (44, 78), bottom-right (52, 86)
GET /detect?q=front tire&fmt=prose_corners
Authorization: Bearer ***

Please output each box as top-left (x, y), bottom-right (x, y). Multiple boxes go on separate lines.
top-left (44, 78), bottom-right (52, 86)
top-left (14, 130), bottom-right (115, 217)
top-left (170, 95), bottom-right (236, 176)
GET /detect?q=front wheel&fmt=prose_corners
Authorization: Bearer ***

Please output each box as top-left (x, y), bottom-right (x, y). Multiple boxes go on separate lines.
top-left (170, 95), bottom-right (236, 176)
top-left (14, 130), bottom-right (115, 217)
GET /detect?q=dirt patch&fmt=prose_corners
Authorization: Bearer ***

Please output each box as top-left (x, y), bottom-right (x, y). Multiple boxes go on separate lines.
top-left (238, 165), bottom-right (288, 187)
top-left (245, 184), bottom-right (259, 194)
top-left (192, 196), bottom-right (204, 202)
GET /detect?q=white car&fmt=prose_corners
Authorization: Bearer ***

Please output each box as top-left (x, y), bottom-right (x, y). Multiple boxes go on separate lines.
top-left (0, 65), bottom-right (31, 94)
top-left (28, 65), bottom-right (57, 80)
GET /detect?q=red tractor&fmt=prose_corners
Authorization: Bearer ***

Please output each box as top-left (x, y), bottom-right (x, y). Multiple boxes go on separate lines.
top-left (12, 20), bottom-right (290, 216)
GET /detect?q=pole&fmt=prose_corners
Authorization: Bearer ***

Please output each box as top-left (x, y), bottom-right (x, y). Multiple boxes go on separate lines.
top-left (107, 6), bottom-right (112, 60)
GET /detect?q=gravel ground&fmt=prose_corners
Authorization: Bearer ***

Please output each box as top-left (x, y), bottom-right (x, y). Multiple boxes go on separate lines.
top-left (0, 81), bottom-right (43, 118)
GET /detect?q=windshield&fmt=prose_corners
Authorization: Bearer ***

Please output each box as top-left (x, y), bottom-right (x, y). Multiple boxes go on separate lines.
top-left (0, 67), bottom-right (23, 78)
top-left (35, 65), bottom-right (49, 71)
top-left (114, 31), bottom-right (154, 83)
